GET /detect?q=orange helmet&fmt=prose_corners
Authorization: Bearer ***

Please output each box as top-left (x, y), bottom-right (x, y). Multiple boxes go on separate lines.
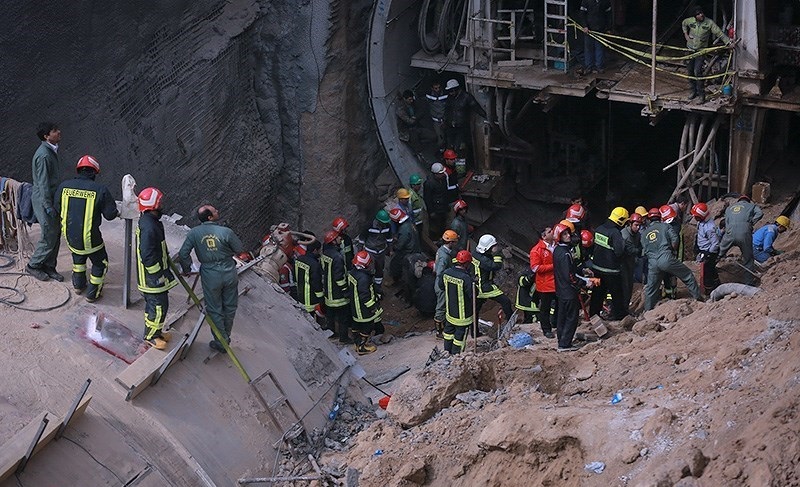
top-left (138, 187), bottom-right (164, 212)
top-left (443, 149), bottom-right (458, 160)
top-left (76, 155), bottom-right (100, 173)
top-left (353, 250), bottom-right (373, 269)
top-left (580, 229), bottom-right (594, 248)
top-left (690, 202), bottom-right (708, 219)
top-left (332, 217), bottom-right (349, 232)
top-left (442, 230), bottom-right (459, 242)
top-left (566, 204), bottom-right (585, 222)
top-left (455, 250), bottom-right (472, 264)
top-left (553, 222), bottom-right (572, 242)
top-left (323, 230), bottom-right (340, 244)
top-left (559, 219), bottom-right (576, 233)
top-left (453, 199), bottom-right (468, 213)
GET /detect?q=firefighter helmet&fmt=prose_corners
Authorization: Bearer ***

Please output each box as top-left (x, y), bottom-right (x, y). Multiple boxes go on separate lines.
top-left (648, 207), bottom-right (661, 220)
top-left (609, 207), bottom-right (630, 226)
top-left (553, 223), bottom-right (572, 242)
top-left (376, 209), bottom-right (390, 224)
top-left (76, 155), bottom-right (100, 173)
top-left (137, 187), bottom-right (164, 212)
top-left (690, 202), bottom-right (709, 219)
top-left (629, 212), bottom-right (643, 224)
top-left (566, 204), bottom-right (586, 222)
top-left (389, 207), bottom-right (408, 223)
top-left (476, 234), bottom-right (497, 253)
top-left (659, 204), bottom-right (677, 223)
top-left (323, 230), bottom-right (339, 244)
top-left (353, 250), bottom-right (373, 269)
top-left (442, 230), bottom-right (459, 242)
top-left (455, 250), bottom-right (472, 264)
top-left (332, 217), bottom-right (349, 232)
top-left (453, 199), bottom-right (468, 213)
top-left (581, 229), bottom-right (594, 248)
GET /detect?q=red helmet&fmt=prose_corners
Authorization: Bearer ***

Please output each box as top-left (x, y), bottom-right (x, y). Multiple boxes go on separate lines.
top-left (690, 202), bottom-right (708, 219)
top-left (76, 155), bottom-right (100, 173)
top-left (138, 187), bottom-right (164, 212)
top-left (323, 230), bottom-right (340, 244)
top-left (553, 222), bottom-right (572, 242)
top-left (389, 207), bottom-right (408, 223)
top-left (426, 260), bottom-right (435, 271)
top-left (647, 207), bottom-right (661, 220)
top-left (453, 199), bottom-right (468, 213)
top-left (566, 204), bottom-right (586, 222)
top-left (659, 204), bottom-right (677, 222)
top-left (629, 213), bottom-right (643, 224)
top-left (455, 250), bottom-right (472, 264)
top-left (737, 194), bottom-right (751, 202)
top-left (443, 149), bottom-right (458, 160)
top-left (353, 250), bottom-right (373, 269)
top-left (580, 229), bottom-right (594, 248)
top-left (332, 217), bottom-right (349, 232)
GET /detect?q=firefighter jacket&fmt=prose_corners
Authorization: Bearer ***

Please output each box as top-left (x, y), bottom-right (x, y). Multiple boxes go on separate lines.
top-left (363, 218), bottom-right (393, 254)
top-left (321, 242), bottom-right (350, 307)
top-left (348, 268), bottom-right (383, 323)
top-left (642, 221), bottom-right (679, 261)
top-left (340, 233), bottom-right (354, 270)
top-left (449, 215), bottom-right (468, 252)
top-left (473, 250), bottom-right (504, 298)
top-left (553, 242), bottom-right (584, 300)
top-left (136, 211), bottom-right (178, 294)
top-left (434, 244), bottom-right (454, 291)
top-left (515, 271), bottom-right (539, 312)
top-left (592, 219), bottom-right (625, 274)
top-left (55, 174), bottom-right (119, 255)
top-left (31, 141), bottom-right (60, 211)
top-left (296, 252), bottom-right (324, 312)
top-left (178, 221), bottom-right (243, 277)
top-left (529, 239), bottom-right (555, 293)
top-left (443, 264), bottom-right (474, 326)
top-left (394, 220), bottom-right (420, 257)
top-left (423, 175), bottom-right (450, 215)
top-left (444, 90), bottom-right (487, 128)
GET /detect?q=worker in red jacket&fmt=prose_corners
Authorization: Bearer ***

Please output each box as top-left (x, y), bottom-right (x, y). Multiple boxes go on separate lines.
top-left (529, 226), bottom-right (557, 339)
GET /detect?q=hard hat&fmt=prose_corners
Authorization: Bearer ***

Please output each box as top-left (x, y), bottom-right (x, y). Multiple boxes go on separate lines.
top-left (443, 149), bottom-right (458, 160)
top-left (353, 250), bottom-right (373, 269)
top-left (442, 230), bottom-right (459, 242)
top-left (580, 229), bottom-right (594, 248)
top-left (445, 79), bottom-right (460, 91)
top-left (559, 219), bottom-right (575, 233)
top-left (647, 207), bottom-right (661, 220)
top-left (776, 215), bottom-right (791, 229)
top-left (629, 213), bottom-right (643, 224)
top-left (376, 209), bottom-right (390, 224)
top-left (431, 162), bottom-right (446, 174)
top-left (453, 199), bottom-right (468, 213)
top-left (332, 217), bottom-right (349, 232)
top-left (389, 207), bottom-right (408, 223)
top-left (609, 207), bottom-right (630, 226)
top-left (553, 222), bottom-right (572, 242)
top-left (76, 155), bottom-right (100, 173)
top-left (455, 250), bottom-right (472, 264)
top-left (323, 230), bottom-right (340, 244)
top-left (690, 202), bottom-right (709, 219)
top-left (396, 188), bottom-right (411, 199)
top-left (138, 187), bottom-right (164, 212)
top-left (409, 174), bottom-right (422, 185)
top-left (635, 206), bottom-right (648, 217)
top-left (566, 204), bottom-right (586, 222)
top-left (659, 204), bottom-right (677, 223)
top-left (426, 260), bottom-right (435, 271)
top-left (475, 234), bottom-right (497, 253)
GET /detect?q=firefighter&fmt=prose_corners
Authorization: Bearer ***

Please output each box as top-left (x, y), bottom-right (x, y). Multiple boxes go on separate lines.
top-left (135, 187), bottom-right (177, 350)
top-left (473, 234), bottom-right (513, 320)
top-left (178, 205), bottom-right (244, 353)
top-left (413, 260), bottom-right (437, 317)
top-left (408, 174), bottom-right (426, 232)
top-left (348, 251), bottom-right (381, 355)
top-left (590, 207), bottom-right (629, 320)
top-left (719, 195), bottom-right (764, 285)
top-left (620, 212), bottom-right (643, 310)
top-left (442, 149), bottom-right (462, 201)
top-left (54, 155), bottom-right (119, 301)
top-left (359, 209), bottom-right (393, 295)
top-left (321, 230), bottom-right (352, 343)
top-left (515, 270), bottom-right (539, 325)
top-left (553, 223), bottom-right (595, 352)
top-left (332, 217), bottom-right (354, 270)
top-left (388, 208), bottom-right (420, 297)
top-left (442, 250), bottom-right (475, 355)
top-left (434, 230), bottom-right (459, 338)
top-left (296, 240), bottom-right (324, 319)
top-left (530, 226), bottom-right (557, 339)
top-left (642, 205), bottom-right (702, 311)
top-left (691, 202), bottom-right (721, 294)
top-left (449, 199), bottom-right (469, 251)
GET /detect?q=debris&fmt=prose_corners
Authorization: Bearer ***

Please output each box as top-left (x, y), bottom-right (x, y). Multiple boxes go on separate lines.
top-left (369, 366), bottom-right (410, 386)
top-left (611, 392), bottom-right (623, 404)
top-left (29, 323), bottom-right (41, 329)
top-left (508, 332), bottom-right (533, 348)
top-left (378, 396), bottom-right (391, 410)
top-left (584, 461), bottom-right (605, 474)
top-left (373, 449), bottom-right (383, 456)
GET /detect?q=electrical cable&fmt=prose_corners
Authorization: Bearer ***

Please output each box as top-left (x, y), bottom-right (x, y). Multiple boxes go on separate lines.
top-left (418, 0), bottom-right (441, 55)
top-left (61, 435), bottom-right (125, 484)
top-left (0, 254), bottom-right (15, 269)
top-left (0, 271), bottom-right (72, 312)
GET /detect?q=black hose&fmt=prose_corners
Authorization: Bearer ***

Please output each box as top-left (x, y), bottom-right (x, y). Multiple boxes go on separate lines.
top-left (418, 0), bottom-right (441, 55)
top-left (0, 271), bottom-right (72, 312)
top-left (437, 0), bottom-right (467, 55)
top-left (0, 254), bottom-right (14, 269)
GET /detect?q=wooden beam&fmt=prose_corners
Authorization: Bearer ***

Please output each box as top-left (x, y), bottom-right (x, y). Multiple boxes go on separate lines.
top-left (670, 115), bottom-right (722, 202)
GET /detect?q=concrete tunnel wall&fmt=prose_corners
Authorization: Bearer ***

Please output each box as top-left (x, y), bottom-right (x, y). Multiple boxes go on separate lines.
top-left (0, 0), bottom-right (389, 245)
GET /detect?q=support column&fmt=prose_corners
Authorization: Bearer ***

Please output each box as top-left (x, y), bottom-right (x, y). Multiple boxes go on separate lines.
top-left (734, 0), bottom-right (764, 96)
top-left (729, 107), bottom-right (765, 194)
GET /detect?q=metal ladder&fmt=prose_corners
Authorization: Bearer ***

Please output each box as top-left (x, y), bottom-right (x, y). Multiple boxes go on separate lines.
top-left (543, 0), bottom-right (569, 72)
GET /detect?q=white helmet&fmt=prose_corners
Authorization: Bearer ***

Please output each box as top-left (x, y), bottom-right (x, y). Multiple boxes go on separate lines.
top-left (431, 162), bottom-right (446, 174)
top-left (445, 79), bottom-right (459, 91)
top-left (476, 234), bottom-right (497, 253)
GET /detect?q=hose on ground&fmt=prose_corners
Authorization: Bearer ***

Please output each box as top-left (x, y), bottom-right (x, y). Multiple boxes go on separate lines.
top-left (0, 255), bottom-right (72, 311)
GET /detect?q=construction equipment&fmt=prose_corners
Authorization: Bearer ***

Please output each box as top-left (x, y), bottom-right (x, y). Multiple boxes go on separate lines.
top-left (544, 0), bottom-right (569, 72)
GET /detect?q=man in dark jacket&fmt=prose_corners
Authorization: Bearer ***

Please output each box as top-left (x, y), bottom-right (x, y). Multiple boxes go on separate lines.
top-left (444, 79), bottom-right (487, 153)
top-left (55, 155), bottom-right (119, 301)
top-left (424, 163), bottom-right (451, 240)
top-left (296, 240), bottom-right (324, 318)
top-left (553, 223), bottom-right (594, 351)
top-left (348, 251), bottom-right (381, 355)
top-left (580, 0), bottom-right (612, 74)
top-left (443, 250), bottom-right (475, 355)
top-left (396, 90), bottom-right (434, 157)
top-left (590, 207), bottom-right (629, 320)
top-left (321, 230), bottom-right (352, 344)
top-left (27, 122), bottom-right (64, 282)
top-left (473, 234), bottom-right (513, 320)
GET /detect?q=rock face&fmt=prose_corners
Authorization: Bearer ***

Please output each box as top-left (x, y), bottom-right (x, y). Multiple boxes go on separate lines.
top-left (0, 0), bottom-right (387, 244)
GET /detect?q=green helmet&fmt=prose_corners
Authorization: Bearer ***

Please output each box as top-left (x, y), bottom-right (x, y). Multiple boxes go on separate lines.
top-left (376, 209), bottom-right (390, 224)
top-left (409, 174), bottom-right (422, 185)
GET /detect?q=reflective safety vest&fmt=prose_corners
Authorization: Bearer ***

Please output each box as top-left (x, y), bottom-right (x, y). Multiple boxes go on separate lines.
top-left (348, 268), bottom-right (383, 323)
top-left (443, 266), bottom-right (474, 326)
top-left (473, 252), bottom-right (504, 298)
top-left (321, 243), bottom-right (350, 307)
top-left (515, 272), bottom-right (539, 312)
top-left (56, 175), bottom-right (118, 255)
top-left (296, 253), bottom-right (324, 312)
top-left (136, 211), bottom-right (177, 294)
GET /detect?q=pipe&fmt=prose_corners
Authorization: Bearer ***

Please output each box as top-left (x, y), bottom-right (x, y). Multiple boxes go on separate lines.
top-left (670, 115), bottom-right (722, 202)
top-left (650, 0), bottom-right (658, 99)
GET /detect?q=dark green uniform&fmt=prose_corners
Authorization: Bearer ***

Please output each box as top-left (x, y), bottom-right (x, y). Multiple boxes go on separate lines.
top-left (719, 200), bottom-right (763, 286)
top-left (137, 211), bottom-right (178, 340)
top-left (55, 173), bottom-right (119, 299)
top-left (389, 218), bottom-right (420, 283)
top-left (28, 141), bottom-right (62, 272)
top-left (179, 221), bottom-right (244, 344)
top-left (322, 242), bottom-right (351, 341)
top-left (443, 264), bottom-right (474, 354)
top-left (642, 221), bottom-right (701, 311)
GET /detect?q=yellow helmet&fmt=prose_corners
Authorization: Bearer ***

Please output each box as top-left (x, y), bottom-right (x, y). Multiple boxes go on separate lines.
top-left (634, 206), bottom-right (648, 217)
top-left (609, 207), bottom-right (630, 226)
top-left (396, 188), bottom-right (411, 199)
top-left (776, 215), bottom-right (791, 229)
top-left (559, 219), bottom-right (575, 233)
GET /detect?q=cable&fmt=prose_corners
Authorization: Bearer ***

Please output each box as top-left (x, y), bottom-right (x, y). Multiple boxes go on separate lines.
top-left (0, 254), bottom-right (14, 269)
top-left (61, 435), bottom-right (125, 484)
top-left (0, 272), bottom-right (72, 312)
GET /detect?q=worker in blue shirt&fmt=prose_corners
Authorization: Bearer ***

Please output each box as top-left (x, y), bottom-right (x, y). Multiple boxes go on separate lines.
top-left (752, 216), bottom-right (790, 263)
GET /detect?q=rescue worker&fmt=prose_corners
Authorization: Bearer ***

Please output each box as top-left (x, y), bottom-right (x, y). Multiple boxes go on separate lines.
top-left (442, 149), bottom-right (462, 202)
top-left (620, 212), bottom-right (643, 310)
top-left (692, 202), bottom-right (721, 294)
top-left (333, 217), bottom-right (354, 269)
top-left (408, 174), bottom-right (426, 232)
top-left (55, 155), bottom-right (119, 301)
top-left (642, 206), bottom-right (702, 311)
top-left (530, 226), bottom-right (557, 339)
top-left (753, 216), bottom-right (790, 264)
top-left (388, 208), bottom-right (420, 293)
top-left (424, 163), bottom-right (450, 240)
top-left (360, 209), bottom-right (393, 295)
top-left (396, 90), bottom-right (434, 158)
top-left (321, 230), bottom-right (352, 344)
top-left (27, 122), bottom-right (64, 282)
top-left (579, 0), bottom-right (612, 74)
top-left (442, 250), bottom-right (475, 355)
top-left (136, 187), bottom-right (177, 350)
top-left (449, 199), bottom-right (469, 252)
top-left (515, 270), bottom-right (539, 325)
top-left (473, 234), bottom-right (513, 320)
top-left (719, 195), bottom-right (763, 285)
top-left (413, 260), bottom-right (437, 317)
top-left (178, 205), bottom-right (244, 353)
top-left (296, 240), bottom-right (324, 319)
top-left (682, 6), bottom-right (732, 103)
top-left (590, 207), bottom-right (630, 320)
top-left (396, 188), bottom-right (415, 226)
top-left (278, 260), bottom-right (297, 299)
top-left (579, 229), bottom-right (595, 268)
top-left (426, 80), bottom-right (448, 150)
top-left (662, 195), bottom-right (690, 298)
top-left (348, 251), bottom-right (381, 355)
top-left (634, 206), bottom-right (649, 221)
top-left (434, 230), bottom-right (459, 338)
top-left (444, 79), bottom-right (487, 154)
top-left (553, 223), bottom-right (595, 351)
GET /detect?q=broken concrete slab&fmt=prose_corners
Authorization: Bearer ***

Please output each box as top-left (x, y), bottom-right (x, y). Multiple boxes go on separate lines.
top-left (368, 366), bottom-right (410, 386)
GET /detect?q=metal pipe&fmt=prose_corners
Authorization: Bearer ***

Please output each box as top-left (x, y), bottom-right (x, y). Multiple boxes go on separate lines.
top-left (17, 415), bottom-right (49, 474)
top-left (56, 379), bottom-right (91, 439)
top-left (650, 0), bottom-right (658, 99)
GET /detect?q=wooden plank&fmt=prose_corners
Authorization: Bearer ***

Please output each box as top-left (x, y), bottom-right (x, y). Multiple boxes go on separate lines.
top-left (115, 332), bottom-right (188, 401)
